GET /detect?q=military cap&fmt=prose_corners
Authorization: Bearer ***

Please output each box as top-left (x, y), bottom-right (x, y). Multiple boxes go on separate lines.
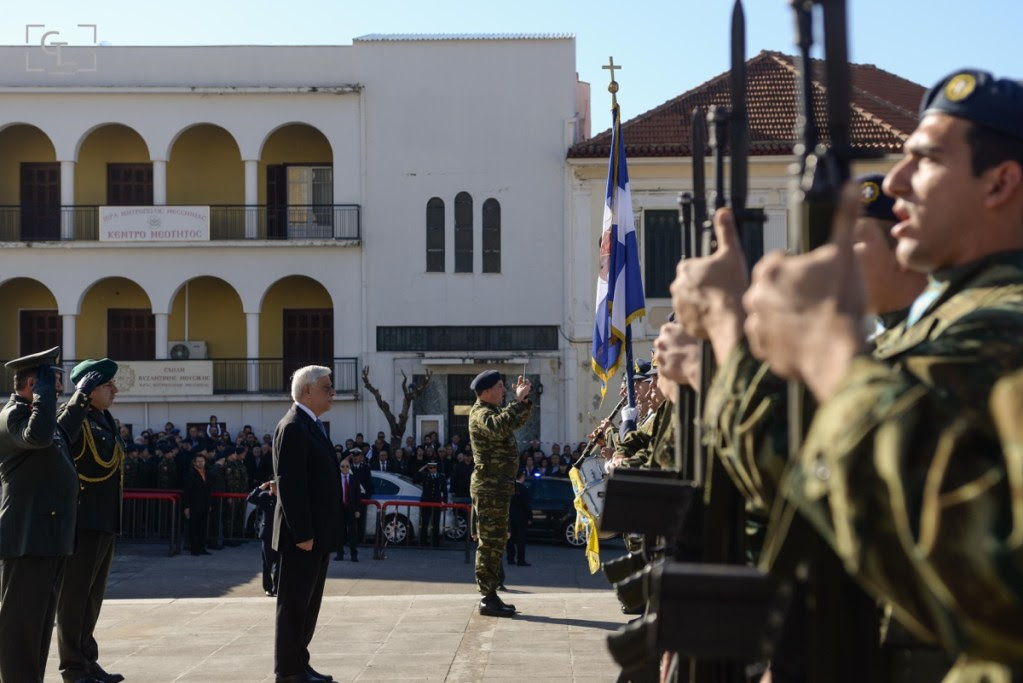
top-left (633, 359), bottom-right (651, 377)
top-left (921, 69), bottom-right (1023, 141)
top-left (349, 447), bottom-right (363, 455)
top-left (5, 346), bottom-right (62, 374)
top-left (470, 370), bottom-right (502, 392)
top-left (427, 461), bottom-right (438, 467)
top-left (857, 174), bottom-right (897, 223)
top-left (69, 358), bottom-right (118, 385)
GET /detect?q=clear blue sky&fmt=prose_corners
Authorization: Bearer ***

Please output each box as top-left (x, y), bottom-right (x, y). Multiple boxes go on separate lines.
top-left (5, 0), bottom-right (1018, 134)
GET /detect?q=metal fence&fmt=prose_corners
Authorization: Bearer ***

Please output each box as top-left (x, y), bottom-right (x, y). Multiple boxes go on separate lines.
top-left (0, 205), bottom-right (361, 242)
top-left (0, 357), bottom-right (358, 396)
top-left (374, 500), bottom-right (472, 563)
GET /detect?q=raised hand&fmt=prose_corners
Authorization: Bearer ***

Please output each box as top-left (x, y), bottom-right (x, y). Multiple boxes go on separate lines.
top-left (76, 370), bottom-right (107, 396)
top-left (743, 182), bottom-right (867, 400)
top-left (513, 375), bottom-right (532, 401)
top-left (670, 207), bottom-right (749, 364)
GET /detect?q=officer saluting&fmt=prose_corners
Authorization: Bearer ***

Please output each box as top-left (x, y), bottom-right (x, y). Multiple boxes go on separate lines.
top-left (56, 358), bottom-right (126, 683)
top-left (467, 370), bottom-right (531, 618)
top-left (0, 347), bottom-right (81, 683)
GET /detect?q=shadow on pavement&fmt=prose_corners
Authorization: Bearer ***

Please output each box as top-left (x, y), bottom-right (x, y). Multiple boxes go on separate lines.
top-left (512, 613), bottom-right (624, 631)
top-left (106, 538), bottom-right (621, 600)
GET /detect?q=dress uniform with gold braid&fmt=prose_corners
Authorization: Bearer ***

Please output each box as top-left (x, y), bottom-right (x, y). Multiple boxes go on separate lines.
top-left (55, 358), bottom-right (126, 683)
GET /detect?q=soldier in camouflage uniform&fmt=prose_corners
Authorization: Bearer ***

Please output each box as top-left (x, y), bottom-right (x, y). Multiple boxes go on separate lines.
top-left (222, 447), bottom-right (249, 543)
top-left (122, 445), bottom-right (141, 489)
top-left (673, 69), bottom-right (1023, 680)
top-left (155, 447), bottom-right (179, 489)
top-left (468, 370), bottom-right (532, 617)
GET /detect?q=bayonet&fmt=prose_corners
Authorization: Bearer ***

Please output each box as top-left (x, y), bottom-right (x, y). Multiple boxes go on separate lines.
top-left (730, 0), bottom-right (749, 224)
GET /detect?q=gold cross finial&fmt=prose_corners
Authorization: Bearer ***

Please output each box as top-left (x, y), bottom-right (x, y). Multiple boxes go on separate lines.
top-left (603, 56), bottom-right (621, 105)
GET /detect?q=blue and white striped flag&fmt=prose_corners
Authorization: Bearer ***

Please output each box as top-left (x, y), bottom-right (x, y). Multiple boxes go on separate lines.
top-left (591, 104), bottom-right (645, 397)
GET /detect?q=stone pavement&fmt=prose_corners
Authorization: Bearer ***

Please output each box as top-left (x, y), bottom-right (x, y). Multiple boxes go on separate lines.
top-left (44, 538), bottom-right (630, 682)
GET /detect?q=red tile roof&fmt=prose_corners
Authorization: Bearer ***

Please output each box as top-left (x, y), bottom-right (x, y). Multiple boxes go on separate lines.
top-left (568, 51), bottom-right (925, 158)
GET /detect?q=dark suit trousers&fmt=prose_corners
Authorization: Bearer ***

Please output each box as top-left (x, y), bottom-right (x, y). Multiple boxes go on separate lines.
top-left (342, 512), bottom-right (359, 559)
top-left (57, 529), bottom-right (116, 682)
top-left (0, 554), bottom-right (66, 683)
top-left (275, 550), bottom-right (329, 675)
top-left (262, 541), bottom-right (280, 593)
top-left (188, 508), bottom-right (208, 553)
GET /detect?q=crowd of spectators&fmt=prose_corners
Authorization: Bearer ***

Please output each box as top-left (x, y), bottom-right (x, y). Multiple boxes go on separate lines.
top-left (120, 420), bottom-right (583, 500)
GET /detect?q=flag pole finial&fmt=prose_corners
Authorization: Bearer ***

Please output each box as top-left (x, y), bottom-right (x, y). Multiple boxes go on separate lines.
top-left (603, 56), bottom-right (621, 107)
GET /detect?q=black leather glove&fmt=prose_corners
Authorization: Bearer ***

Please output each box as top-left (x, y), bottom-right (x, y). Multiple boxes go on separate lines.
top-left (34, 364), bottom-right (55, 390)
top-left (76, 370), bottom-right (106, 396)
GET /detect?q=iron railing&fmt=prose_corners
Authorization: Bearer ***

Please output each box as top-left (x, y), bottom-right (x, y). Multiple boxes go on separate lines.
top-left (0, 357), bottom-right (359, 396)
top-left (0, 204), bottom-right (361, 241)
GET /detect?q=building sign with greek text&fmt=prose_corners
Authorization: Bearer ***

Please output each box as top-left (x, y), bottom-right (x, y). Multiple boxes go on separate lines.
top-left (99, 206), bottom-right (210, 241)
top-left (113, 361), bottom-right (214, 396)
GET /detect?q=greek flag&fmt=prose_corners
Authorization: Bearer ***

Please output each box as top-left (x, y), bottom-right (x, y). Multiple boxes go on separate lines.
top-left (591, 104), bottom-right (645, 396)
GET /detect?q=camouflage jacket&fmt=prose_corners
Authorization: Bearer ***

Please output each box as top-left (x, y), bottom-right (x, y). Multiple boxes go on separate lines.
top-left (468, 398), bottom-right (531, 494)
top-left (789, 250), bottom-right (1023, 663)
top-left (703, 309), bottom-right (913, 515)
top-left (618, 400), bottom-right (676, 470)
top-left (156, 457), bottom-right (178, 489)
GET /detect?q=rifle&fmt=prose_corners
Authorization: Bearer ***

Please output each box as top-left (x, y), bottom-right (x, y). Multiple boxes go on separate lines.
top-left (756, 2), bottom-right (883, 681)
top-left (573, 395), bottom-right (629, 467)
top-left (605, 5), bottom-right (782, 681)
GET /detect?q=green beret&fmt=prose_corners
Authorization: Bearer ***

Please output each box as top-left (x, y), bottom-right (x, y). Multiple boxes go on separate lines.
top-left (921, 69), bottom-right (1023, 141)
top-left (470, 370), bottom-right (502, 392)
top-left (70, 358), bottom-right (119, 385)
top-left (5, 346), bottom-right (62, 374)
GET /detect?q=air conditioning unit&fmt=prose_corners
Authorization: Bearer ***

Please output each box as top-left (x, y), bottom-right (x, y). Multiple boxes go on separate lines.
top-left (168, 341), bottom-right (208, 360)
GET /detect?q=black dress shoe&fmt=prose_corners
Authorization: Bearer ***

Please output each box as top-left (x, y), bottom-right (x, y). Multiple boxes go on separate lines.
top-left (351, 556), bottom-right (359, 562)
top-left (71, 677), bottom-right (103, 683)
top-left (333, 554), bottom-right (343, 561)
top-left (90, 664), bottom-right (125, 683)
top-left (307, 664), bottom-right (334, 681)
top-left (265, 590), bottom-right (276, 597)
top-left (275, 674), bottom-right (314, 683)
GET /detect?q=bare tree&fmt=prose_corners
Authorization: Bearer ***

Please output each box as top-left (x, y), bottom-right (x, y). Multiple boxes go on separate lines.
top-left (361, 367), bottom-right (433, 447)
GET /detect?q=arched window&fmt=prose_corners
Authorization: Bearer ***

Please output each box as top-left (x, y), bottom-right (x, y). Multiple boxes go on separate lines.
top-left (454, 191), bottom-right (473, 273)
top-left (482, 198), bottom-right (501, 273)
top-left (426, 197), bottom-right (445, 272)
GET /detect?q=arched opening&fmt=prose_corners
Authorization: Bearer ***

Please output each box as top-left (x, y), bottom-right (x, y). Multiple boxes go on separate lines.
top-left (79, 277), bottom-right (153, 360)
top-left (0, 124), bottom-right (59, 240)
top-left (260, 124), bottom-right (336, 239)
top-left (260, 276), bottom-right (334, 391)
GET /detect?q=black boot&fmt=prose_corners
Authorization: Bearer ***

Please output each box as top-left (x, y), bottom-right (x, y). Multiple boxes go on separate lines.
top-left (479, 592), bottom-right (515, 617)
top-left (492, 592), bottom-right (516, 612)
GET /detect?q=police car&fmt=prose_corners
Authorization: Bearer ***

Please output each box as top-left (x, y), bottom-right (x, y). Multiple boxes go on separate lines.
top-left (245, 471), bottom-right (468, 545)
top-left (363, 471), bottom-right (468, 545)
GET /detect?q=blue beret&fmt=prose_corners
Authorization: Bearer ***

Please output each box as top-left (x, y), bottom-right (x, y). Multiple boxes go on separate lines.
top-left (921, 69), bottom-right (1023, 141)
top-left (470, 370), bottom-right (502, 392)
top-left (857, 174), bottom-right (897, 223)
top-left (70, 358), bottom-right (118, 385)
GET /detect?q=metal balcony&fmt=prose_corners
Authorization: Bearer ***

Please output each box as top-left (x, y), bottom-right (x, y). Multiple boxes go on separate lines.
top-left (0, 205), bottom-right (361, 241)
top-left (0, 357), bottom-right (359, 396)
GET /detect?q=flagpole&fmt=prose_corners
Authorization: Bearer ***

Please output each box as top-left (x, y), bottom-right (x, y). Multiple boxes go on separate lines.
top-left (604, 58), bottom-right (639, 435)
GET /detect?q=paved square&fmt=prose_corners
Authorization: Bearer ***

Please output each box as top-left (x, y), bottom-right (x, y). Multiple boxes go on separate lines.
top-left (43, 539), bottom-right (629, 682)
